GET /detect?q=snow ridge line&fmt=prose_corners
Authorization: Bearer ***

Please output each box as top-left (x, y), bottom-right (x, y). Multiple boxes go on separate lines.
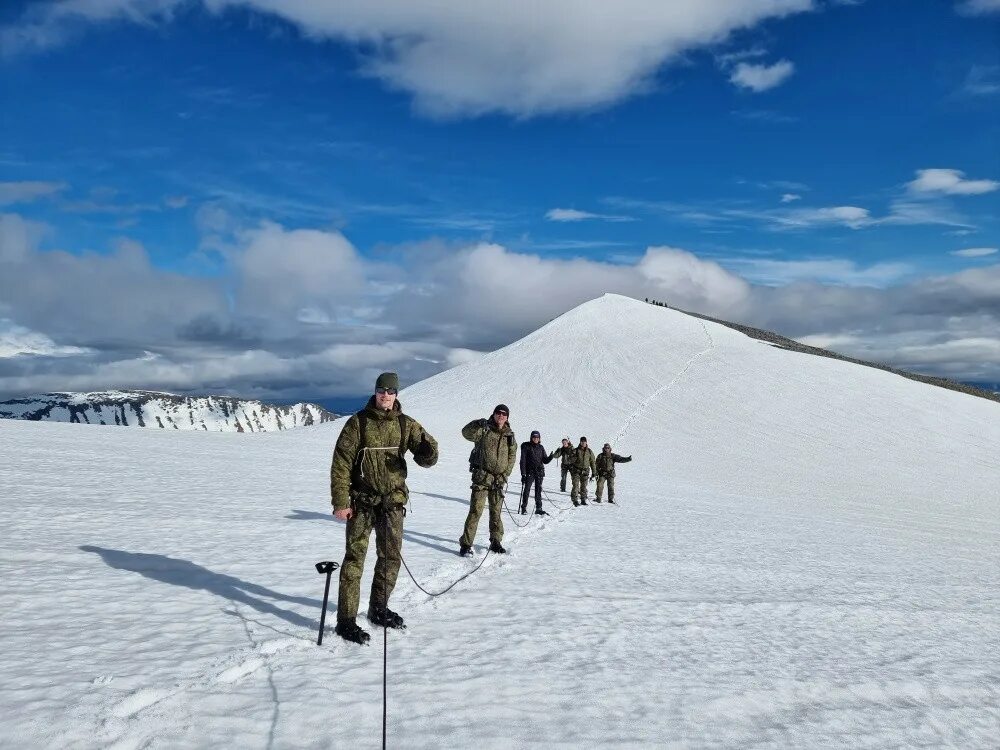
top-left (612, 318), bottom-right (715, 449)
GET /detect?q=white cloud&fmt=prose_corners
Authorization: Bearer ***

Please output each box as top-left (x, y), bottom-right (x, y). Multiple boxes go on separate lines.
top-left (961, 65), bottom-right (1000, 96)
top-left (729, 60), bottom-right (795, 92)
top-left (545, 208), bottom-right (632, 223)
top-left (956, 0), bottom-right (1000, 15)
top-left (3, 210), bottom-right (1000, 396)
top-left (907, 168), bottom-right (999, 195)
top-left (766, 205), bottom-right (872, 229)
top-left (233, 221), bottom-right (366, 316)
top-left (952, 247), bottom-right (999, 258)
top-left (720, 257), bottom-right (912, 287)
top-left (0, 181), bottom-right (67, 205)
top-left (780, 193), bottom-right (801, 203)
top-left (0, 212), bottom-right (47, 263)
top-left (0, 319), bottom-right (93, 358)
top-left (1, 0), bottom-right (815, 117)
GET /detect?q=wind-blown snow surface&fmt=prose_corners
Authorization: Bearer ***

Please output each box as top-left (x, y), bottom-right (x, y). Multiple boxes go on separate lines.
top-left (2, 294), bottom-right (998, 748)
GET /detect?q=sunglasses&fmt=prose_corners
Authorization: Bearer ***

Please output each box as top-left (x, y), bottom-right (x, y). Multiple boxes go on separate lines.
top-left (376, 387), bottom-right (398, 395)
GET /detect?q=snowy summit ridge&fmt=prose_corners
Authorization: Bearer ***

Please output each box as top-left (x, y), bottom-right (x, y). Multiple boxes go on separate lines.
top-left (0, 390), bottom-right (336, 432)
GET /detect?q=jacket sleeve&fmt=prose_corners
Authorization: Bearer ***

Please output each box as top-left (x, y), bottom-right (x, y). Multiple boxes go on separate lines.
top-left (462, 418), bottom-right (487, 442)
top-left (506, 432), bottom-right (517, 477)
top-left (543, 446), bottom-right (554, 464)
top-left (614, 453), bottom-right (632, 464)
top-left (330, 415), bottom-right (361, 512)
top-left (519, 443), bottom-right (527, 477)
top-left (588, 450), bottom-right (597, 474)
top-left (407, 417), bottom-right (439, 468)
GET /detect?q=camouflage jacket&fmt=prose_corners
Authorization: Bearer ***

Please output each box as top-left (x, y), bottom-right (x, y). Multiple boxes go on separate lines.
top-left (572, 446), bottom-right (597, 476)
top-left (330, 397), bottom-right (439, 511)
top-left (596, 451), bottom-right (632, 478)
top-left (551, 445), bottom-right (575, 468)
top-left (463, 417), bottom-right (516, 478)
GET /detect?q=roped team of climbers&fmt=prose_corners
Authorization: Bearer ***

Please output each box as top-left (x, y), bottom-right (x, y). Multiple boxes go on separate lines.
top-left (329, 373), bottom-right (632, 645)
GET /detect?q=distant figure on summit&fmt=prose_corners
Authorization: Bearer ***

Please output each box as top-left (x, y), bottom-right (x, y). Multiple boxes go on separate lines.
top-left (570, 437), bottom-right (597, 506)
top-left (330, 372), bottom-right (439, 645)
top-left (519, 430), bottom-right (554, 516)
top-left (595, 443), bottom-right (632, 504)
top-left (459, 404), bottom-right (517, 556)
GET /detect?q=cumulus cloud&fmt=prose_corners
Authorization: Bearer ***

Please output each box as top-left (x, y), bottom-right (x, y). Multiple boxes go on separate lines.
top-left (2, 211), bottom-right (999, 397)
top-left (907, 168), bottom-right (999, 195)
top-left (0, 181), bottom-right (67, 205)
top-left (729, 60), bottom-right (795, 92)
top-left (780, 193), bottom-right (801, 203)
top-left (1, 0), bottom-right (815, 117)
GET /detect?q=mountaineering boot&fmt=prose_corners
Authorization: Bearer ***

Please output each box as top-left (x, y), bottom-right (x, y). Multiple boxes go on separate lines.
top-left (335, 619), bottom-right (371, 646)
top-left (608, 499), bottom-right (616, 504)
top-left (535, 507), bottom-right (547, 516)
top-left (459, 544), bottom-right (473, 557)
top-left (572, 501), bottom-right (579, 507)
top-left (519, 502), bottom-right (527, 515)
top-left (581, 499), bottom-right (588, 506)
top-left (593, 498), bottom-right (602, 503)
top-left (368, 605), bottom-right (406, 630)
top-left (489, 539), bottom-right (507, 554)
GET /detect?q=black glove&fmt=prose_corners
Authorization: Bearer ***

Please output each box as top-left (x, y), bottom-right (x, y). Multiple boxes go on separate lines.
top-left (414, 433), bottom-right (434, 460)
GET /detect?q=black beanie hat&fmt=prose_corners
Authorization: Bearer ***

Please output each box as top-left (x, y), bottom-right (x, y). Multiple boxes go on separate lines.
top-left (493, 404), bottom-right (509, 416)
top-left (530, 430), bottom-right (540, 438)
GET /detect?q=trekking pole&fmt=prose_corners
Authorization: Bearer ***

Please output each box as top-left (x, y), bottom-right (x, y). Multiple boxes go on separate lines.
top-left (314, 560), bottom-right (339, 646)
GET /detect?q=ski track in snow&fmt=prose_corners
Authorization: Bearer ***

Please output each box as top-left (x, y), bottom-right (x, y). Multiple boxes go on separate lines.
top-left (612, 318), bottom-right (715, 449)
top-left (2, 295), bottom-right (999, 748)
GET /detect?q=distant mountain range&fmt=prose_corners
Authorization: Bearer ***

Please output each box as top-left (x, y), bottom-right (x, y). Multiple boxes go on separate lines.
top-left (0, 390), bottom-right (337, 432)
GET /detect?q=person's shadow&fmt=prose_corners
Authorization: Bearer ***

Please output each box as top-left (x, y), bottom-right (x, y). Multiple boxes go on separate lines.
top-left (80, 545), bottom-right (320, 630)
top-left (286, 509), bottom-right (458, 555)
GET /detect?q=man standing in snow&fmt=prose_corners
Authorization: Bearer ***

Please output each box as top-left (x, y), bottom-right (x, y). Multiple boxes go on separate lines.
top-left (570, 436), bottom-right (597, 507)
top-left (459, 404), bottom-right (517, 556)
top-left (519, 430), bottom-right (554, 516)
top-left (330, 372), bottom-right (439, 645)
top-left (551, 437), bottom-right (574, 492)
top-left (595, 443), bottom-right (632, 504)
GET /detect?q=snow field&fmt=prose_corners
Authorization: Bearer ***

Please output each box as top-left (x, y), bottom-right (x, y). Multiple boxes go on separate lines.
top-left (1, 294), bottom-right (997, 748)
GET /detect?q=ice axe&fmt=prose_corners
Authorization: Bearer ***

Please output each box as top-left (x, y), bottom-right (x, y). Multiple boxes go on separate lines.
top-left (315, 560), bottom-right (340, 646)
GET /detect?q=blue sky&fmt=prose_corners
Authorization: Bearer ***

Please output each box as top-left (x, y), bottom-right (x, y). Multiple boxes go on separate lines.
top-left (1, 0), bottom-right (998, 400)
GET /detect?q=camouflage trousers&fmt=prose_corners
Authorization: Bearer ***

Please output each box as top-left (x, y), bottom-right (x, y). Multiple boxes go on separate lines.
top-left (560, 464), bottom-right (570, 492)
top-left (596, 475), bottom-right (615, 502)
top-left (337, 504), bottom-right (404, 622)
top-left (570, 470), bottom-right (591, 502)
top-left (460, 475), bottom-right (505, 547)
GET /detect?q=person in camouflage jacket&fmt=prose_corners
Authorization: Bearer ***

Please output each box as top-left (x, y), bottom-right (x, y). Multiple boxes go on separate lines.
top-left (551, 437), bottom-right (574, 492)
top-left (594, 443), bottom-right (632, 504)
top-left (459, 404), bottom-right (516, 555)
top-left (330, 372), bottom-right (438, 645)
top-left (570, 436), bottom-right (597, 506)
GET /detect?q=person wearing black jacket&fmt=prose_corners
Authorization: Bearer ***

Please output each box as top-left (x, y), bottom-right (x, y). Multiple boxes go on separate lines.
top-left (519, 430), bottom-right (554, 516)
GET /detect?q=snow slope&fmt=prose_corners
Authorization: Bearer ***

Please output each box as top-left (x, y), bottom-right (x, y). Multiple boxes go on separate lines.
top-left (0, 390), bottom-right (336, 432)
top-left (1, 294), bottom-right (997, 748)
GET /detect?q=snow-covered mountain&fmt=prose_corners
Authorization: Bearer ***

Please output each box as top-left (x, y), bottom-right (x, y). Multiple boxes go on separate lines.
top-left (2, 294), bottom-right (997, 748)
top-left (0, 390), bottom-right (336, 432)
